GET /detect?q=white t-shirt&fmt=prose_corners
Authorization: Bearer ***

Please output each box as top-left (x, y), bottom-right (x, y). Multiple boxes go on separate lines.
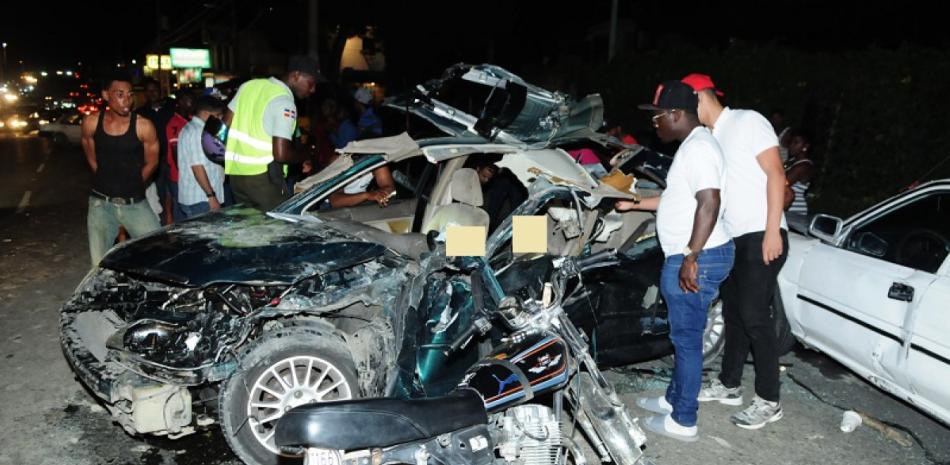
top-left (343, 172), bottom-right (374, 194)
top-left (712, 107), bottom-right (787, 238)
top-left (656, 126), bottom-right (731, 257)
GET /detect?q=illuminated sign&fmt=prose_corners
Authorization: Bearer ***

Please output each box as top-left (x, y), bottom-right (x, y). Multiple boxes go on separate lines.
top-left (169, 48), bottom-right (211, 68)
top-left (146, 54), bottom-right (160, 70)
top-left (160, 55), bottom-right (172, 70)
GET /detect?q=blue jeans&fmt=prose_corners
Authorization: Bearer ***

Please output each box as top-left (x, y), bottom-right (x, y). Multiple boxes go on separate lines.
top-left (662, 240), bottom-right (735, 426)
top-left (167, 181), bottom-right (185, 223)
top-left (180, 201), bottom-right (212, 220)
top-left (87, 197), bottom-right (161, 267)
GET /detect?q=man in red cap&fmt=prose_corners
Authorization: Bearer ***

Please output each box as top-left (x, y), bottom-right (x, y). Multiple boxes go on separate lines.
top-left (616, 80), bottom-right (733, 441)
top-left (682, 73), bottom-right (789, 430)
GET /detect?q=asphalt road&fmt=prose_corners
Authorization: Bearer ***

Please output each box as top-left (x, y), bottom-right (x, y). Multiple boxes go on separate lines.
top-left (0, 135), bottom-right (947, 465)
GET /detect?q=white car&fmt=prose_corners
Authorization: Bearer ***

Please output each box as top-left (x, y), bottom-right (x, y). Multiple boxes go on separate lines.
top-left (38, 111), bottom-right (83, 145)
top-left (777, 180), bottom-right (950, 426)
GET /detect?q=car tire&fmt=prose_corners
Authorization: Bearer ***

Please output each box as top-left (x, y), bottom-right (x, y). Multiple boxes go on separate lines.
top-left (219, 326), bottom-right (359, 465)
top-left (677, 293), bottom-right (794, 369)
top-left (702, 298), bottom-right (726, 366)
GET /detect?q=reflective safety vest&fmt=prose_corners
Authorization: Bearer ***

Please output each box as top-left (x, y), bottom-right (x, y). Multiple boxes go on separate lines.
top-left (224, 79), bottom-right (295, 176)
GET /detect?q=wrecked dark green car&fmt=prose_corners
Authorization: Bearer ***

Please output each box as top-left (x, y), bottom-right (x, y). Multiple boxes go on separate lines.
top-left (60, 64), bottom-right (712, 465)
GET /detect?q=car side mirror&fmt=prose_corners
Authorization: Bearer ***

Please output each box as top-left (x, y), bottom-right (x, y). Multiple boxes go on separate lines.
top-left (809, 214), bottom-right (843, 243)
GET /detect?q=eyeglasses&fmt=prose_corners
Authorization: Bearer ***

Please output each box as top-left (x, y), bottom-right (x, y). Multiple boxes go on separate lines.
top-left (651, 110), bottom-right (677, 126)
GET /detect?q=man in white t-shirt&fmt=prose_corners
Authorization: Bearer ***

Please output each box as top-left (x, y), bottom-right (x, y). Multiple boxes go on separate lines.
top-left (683, 73), bottom-right (790, 431)
top-left (616, 80), bottom-right (733, 442)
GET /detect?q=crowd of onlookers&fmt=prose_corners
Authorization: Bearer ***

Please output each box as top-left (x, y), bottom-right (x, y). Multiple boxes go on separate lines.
top-left (130, 76), bottom-right (391, 226)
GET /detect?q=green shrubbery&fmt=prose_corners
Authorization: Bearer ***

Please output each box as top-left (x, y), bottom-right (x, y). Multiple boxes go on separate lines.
top-left (583, 42), bottom-right (950, 217)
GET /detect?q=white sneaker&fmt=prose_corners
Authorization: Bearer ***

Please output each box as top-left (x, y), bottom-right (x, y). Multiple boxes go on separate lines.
top-left (697, 378), bottom-right (743, 406)
top-left (636, 395), bottom-right (673, 415)
top-left (643, 414), bottom-right (698, 442)
top-left (731, 395), bottom-right (783, 430)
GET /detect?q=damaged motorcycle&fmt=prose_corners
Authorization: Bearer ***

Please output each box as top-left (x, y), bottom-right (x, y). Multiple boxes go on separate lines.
top-left (274, 249), bottom-right (652, 465)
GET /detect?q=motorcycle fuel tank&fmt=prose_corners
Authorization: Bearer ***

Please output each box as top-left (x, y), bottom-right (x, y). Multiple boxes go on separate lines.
top-left (460, 333), bottom-right (570, 412)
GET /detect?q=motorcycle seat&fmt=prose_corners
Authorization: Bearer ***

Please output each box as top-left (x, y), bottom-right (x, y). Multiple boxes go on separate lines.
top-left (275, 389), bottom-right (488, 450)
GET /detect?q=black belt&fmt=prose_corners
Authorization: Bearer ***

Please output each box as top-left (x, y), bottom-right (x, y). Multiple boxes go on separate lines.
top-left (90, 190), bottom-right (145, 205)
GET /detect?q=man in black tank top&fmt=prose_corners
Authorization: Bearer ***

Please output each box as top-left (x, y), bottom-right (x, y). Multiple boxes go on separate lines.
top-left (81, 71), bottom-right (162, 266)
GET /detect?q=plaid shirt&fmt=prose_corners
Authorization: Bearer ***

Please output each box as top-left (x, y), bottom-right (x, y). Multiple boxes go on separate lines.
top-left (177, 117), bottom-right (225, 206)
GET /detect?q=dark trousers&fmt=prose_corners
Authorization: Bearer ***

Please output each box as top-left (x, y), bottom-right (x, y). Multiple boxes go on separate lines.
top-left (718, 230), bottom-right (788, 402)
top-left (230, 172), bottom-right (287, 212)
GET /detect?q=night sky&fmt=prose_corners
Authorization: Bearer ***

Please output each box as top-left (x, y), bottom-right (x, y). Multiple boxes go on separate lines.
top-left (3, 1), bottom-right (948, 75)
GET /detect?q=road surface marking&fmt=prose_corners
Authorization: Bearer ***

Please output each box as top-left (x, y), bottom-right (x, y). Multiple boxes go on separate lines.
top-left (36, 163), bottom-right (45, 174)
top-left (16, 191), bottom-right (32, 214)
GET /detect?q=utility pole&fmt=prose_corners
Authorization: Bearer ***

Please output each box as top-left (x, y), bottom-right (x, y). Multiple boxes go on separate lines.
top-left (230, 4), bottom-right (237, 73)
top-left (307, 0), bottom-right (320, 69)
top-left (156, 0), bottom-right (163, 50)
top-left (608, 0), bottom-right (618, 63)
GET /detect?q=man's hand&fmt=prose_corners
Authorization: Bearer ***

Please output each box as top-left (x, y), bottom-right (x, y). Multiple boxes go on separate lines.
top-left (366, 189), bottom-right (393, 207)
top-left (679, 256), bottom-right (700, 293)
top-left (762, 229), bottom-right (784, 264)
top-left (615, 200), bottom-right (639, 212)
top-left (615, 195), bottom-right (660, 212)
top-left (208, 197), bottom-right (222, 211)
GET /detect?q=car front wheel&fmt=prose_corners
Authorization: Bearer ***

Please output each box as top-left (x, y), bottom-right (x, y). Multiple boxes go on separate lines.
top-left (219, 326), bottom-right (358, 465)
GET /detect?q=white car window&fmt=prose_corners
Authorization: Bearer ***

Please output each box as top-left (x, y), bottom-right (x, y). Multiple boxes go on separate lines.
top-left (844, 192), bottom-right (950, 273)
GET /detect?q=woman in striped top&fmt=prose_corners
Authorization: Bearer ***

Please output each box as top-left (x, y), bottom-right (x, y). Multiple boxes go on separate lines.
top-left (783, 130), bottom-right (815, 230)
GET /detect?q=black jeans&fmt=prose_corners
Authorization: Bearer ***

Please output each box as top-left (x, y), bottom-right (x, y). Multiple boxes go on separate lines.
top-left (718, 230), bottom-right (788, 402)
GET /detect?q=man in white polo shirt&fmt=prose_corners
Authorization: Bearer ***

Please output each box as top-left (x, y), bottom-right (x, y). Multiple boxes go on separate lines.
top-left (683, 73), bottom-right (790, 430)
top-left (616, 80), bottom-right (733, 441)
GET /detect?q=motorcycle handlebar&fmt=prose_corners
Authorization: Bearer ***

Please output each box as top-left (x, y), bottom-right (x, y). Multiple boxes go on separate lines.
top-left (445, 319), bottom-right (481, 355)
top-left (572, 248), bottom-right (618, 271)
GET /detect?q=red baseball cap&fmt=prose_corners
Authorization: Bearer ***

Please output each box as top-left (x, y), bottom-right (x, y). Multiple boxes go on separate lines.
top-left (681, 73), bottom-right (724, 96)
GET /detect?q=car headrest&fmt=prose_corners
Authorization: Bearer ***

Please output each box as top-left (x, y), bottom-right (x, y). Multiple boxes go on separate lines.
top-left (450, 168), bottom-right (483, 207)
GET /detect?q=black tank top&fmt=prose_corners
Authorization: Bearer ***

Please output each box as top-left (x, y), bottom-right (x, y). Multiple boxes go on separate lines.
top-left (92, 111), bottom-right (146, 199)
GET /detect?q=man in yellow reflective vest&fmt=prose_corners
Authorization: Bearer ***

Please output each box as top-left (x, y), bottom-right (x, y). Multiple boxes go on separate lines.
top-left (223, 55), bottom-right (320, 210)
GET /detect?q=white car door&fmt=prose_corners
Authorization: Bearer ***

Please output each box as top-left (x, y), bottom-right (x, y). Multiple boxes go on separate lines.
top-left (796, 188), bottom-right (950, 403)
top-left (906, 262), bottom-right (950, 424)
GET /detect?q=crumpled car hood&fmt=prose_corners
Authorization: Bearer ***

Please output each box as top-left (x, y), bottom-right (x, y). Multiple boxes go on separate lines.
top-left (100, 208), bottom-right (387, 287)
top-left (386, 63), bottom-right (604, 148)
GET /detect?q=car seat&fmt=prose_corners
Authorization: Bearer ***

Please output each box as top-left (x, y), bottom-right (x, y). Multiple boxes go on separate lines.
top-left (423, 168), bottom-right (490, 234)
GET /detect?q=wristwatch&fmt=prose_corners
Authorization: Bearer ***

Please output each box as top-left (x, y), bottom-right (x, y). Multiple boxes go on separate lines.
top-left (206, 191), bottom-right (217, 198)
top-left (682, 245), bottom-right (694, 258)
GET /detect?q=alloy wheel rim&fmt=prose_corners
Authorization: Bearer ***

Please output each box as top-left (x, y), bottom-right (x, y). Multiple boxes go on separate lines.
top-left (246, 355), bottom-right (353, 454)
top-left (703, 300), bottom-right (725, 356)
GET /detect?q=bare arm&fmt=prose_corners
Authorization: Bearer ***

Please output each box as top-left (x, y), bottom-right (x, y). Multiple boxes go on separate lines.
top-left (191, 165), bottom-right (221, 210)
top-left (680, 189), bottom-right (721, 292)
top-left (81, 113), bottom-right (99, 172)
top-left (223, 109), bottom-right (233, 128)
top-left (756, 146), bottom-right (787, 264)
top-left (784, 184), bottom-right (795, 210)
top-left (615, 195), bottom-right (661, 212)
top-left (686, 189), bottom-right (721, 256)
top-left (137, 117), bottom-right (160, 183)
top-left (784, 163), bottom-right (814, 186)
top-left (329, 166), bottom-right (396, 208)
top-left (273, 137), bottom-right (306, 164)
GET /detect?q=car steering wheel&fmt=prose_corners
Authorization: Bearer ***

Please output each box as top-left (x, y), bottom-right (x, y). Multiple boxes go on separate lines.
top-left (895, 228), bottom-right (950, 272)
